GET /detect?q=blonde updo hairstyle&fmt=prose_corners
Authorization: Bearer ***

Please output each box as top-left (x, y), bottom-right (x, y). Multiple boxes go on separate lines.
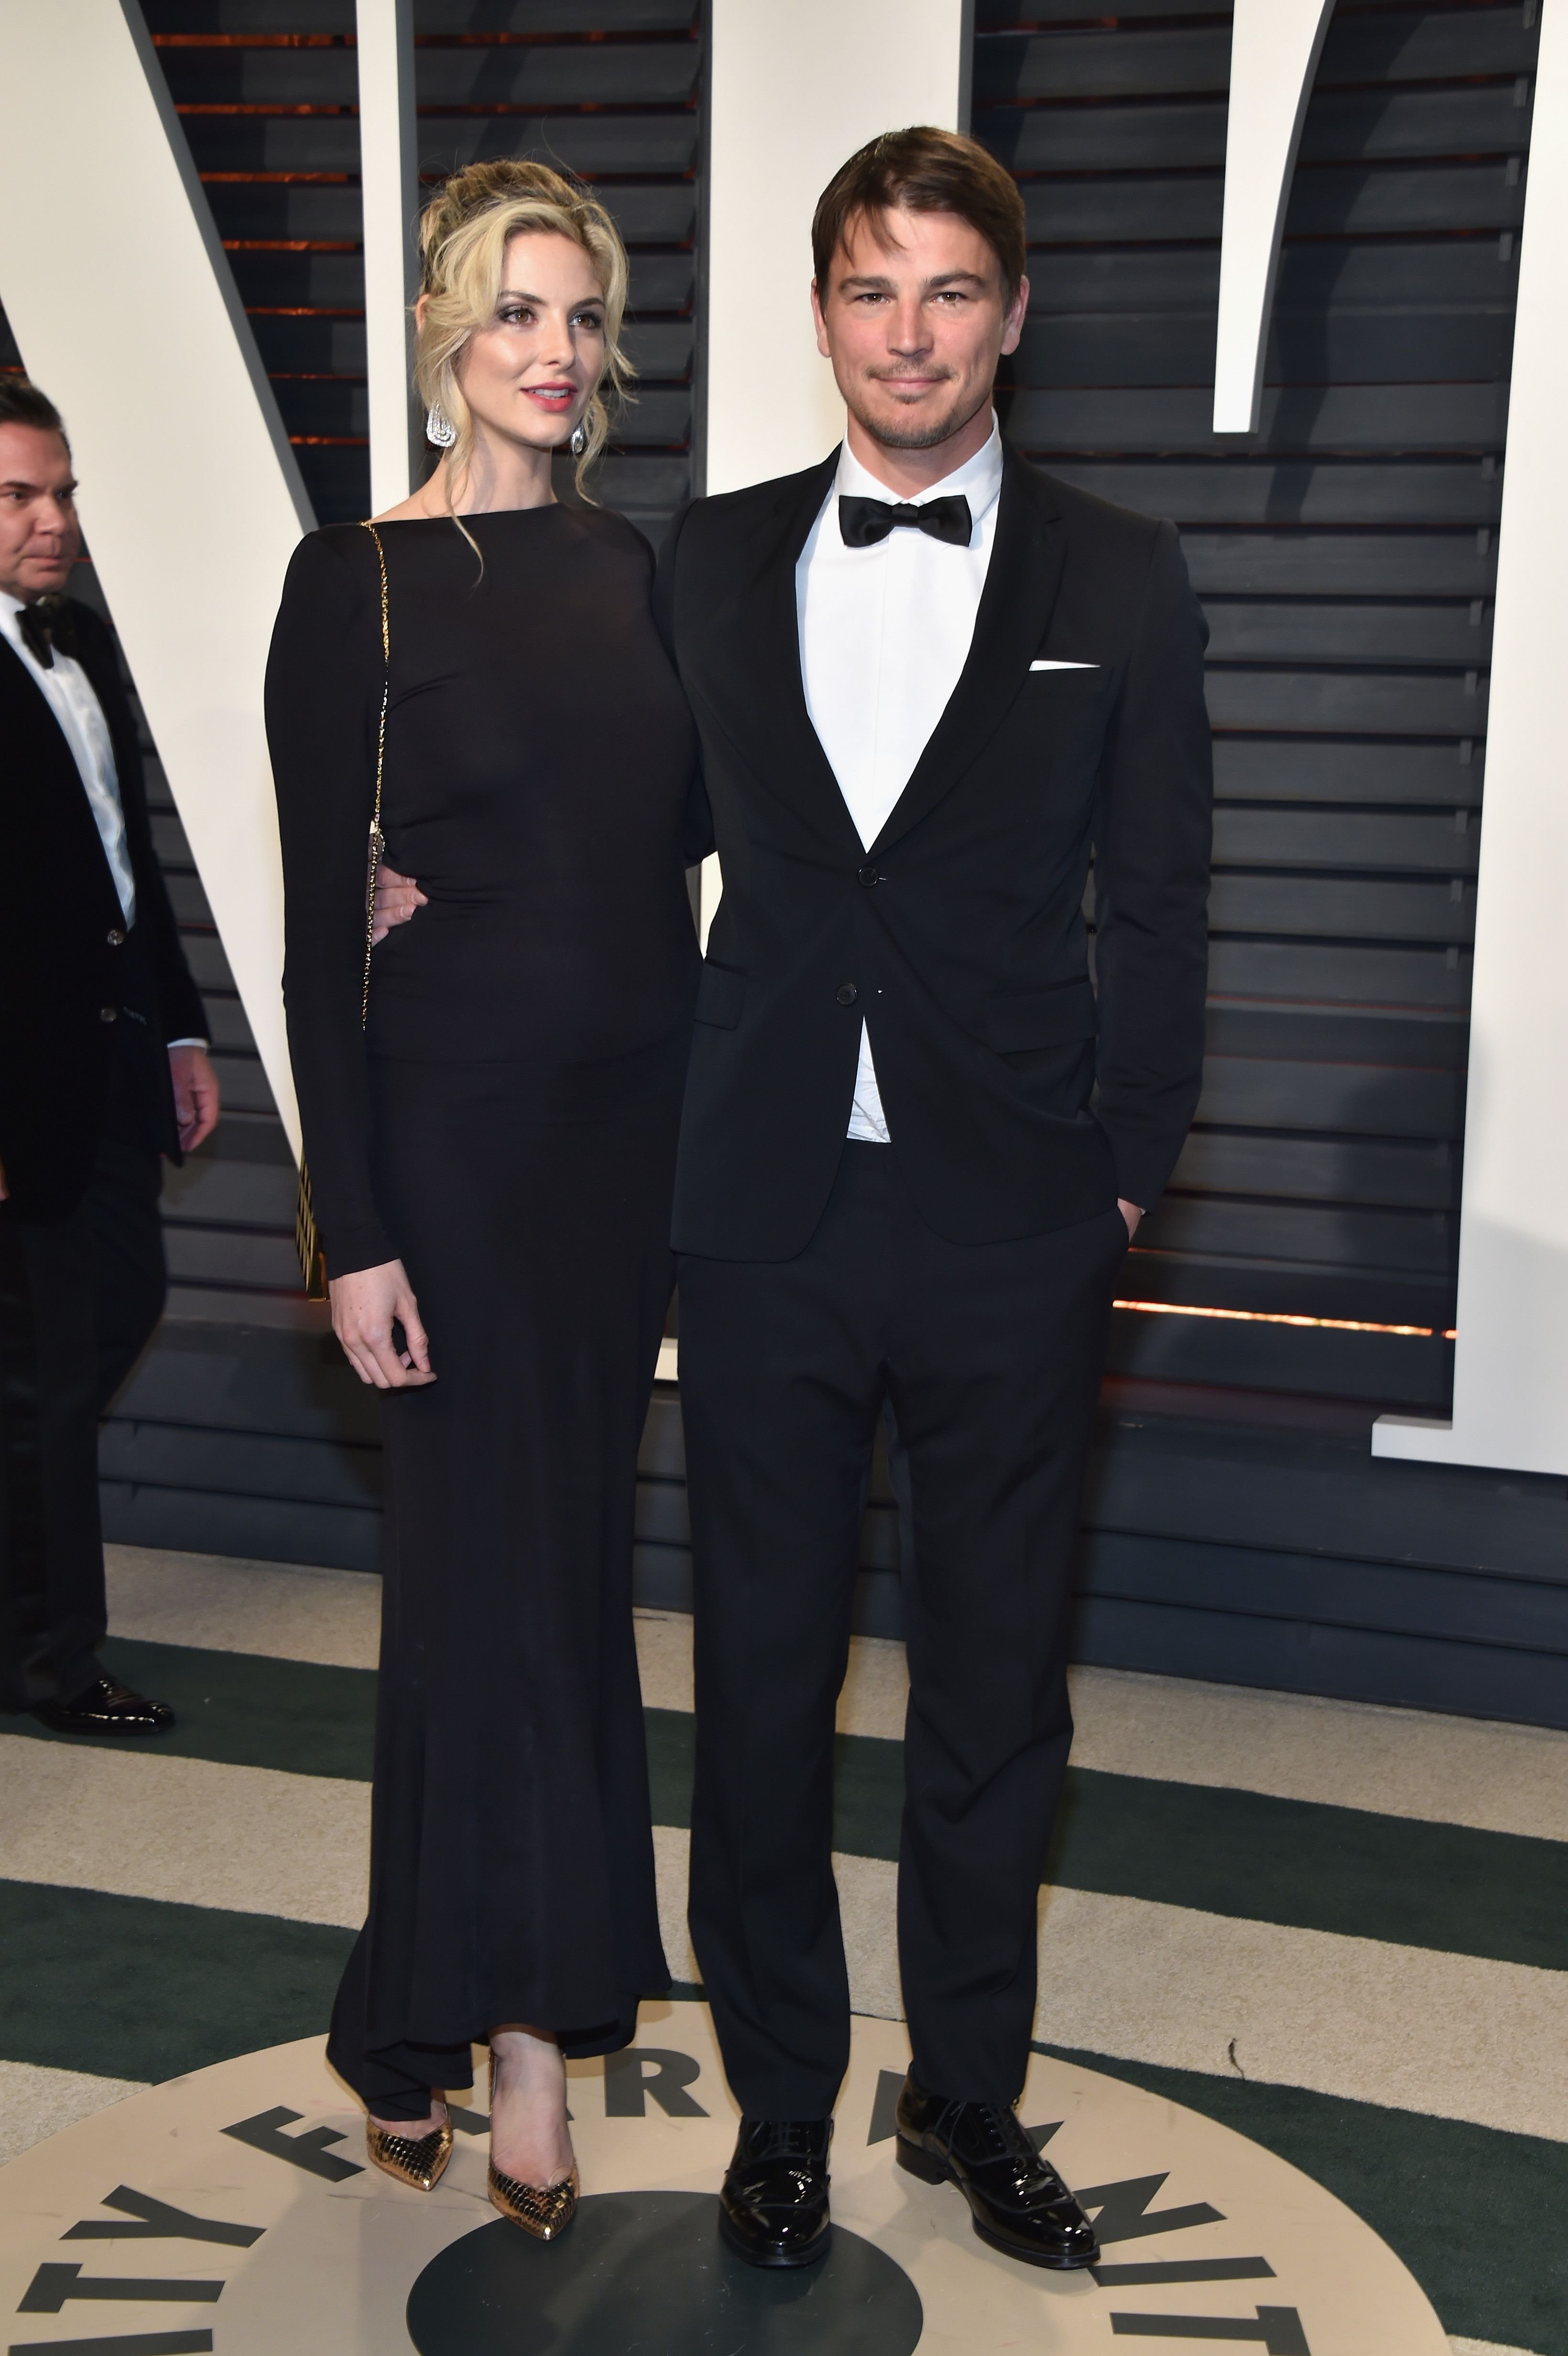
top-left (414, 158), bottom-right (633, 502)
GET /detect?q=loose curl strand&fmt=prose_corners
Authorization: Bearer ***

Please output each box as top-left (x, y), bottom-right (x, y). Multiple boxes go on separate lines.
top-left (413, 159), bottom-right (634, 525)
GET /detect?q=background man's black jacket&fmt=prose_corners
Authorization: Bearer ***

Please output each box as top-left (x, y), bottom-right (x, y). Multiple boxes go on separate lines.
top-left (0, 599), bottom-right (206, 1220)
top-left (657, 439), bottom-right (1213, 1262)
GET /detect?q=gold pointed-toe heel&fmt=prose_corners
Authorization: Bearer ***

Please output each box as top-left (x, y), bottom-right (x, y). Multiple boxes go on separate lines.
top-left (488, 2157), bottom-right (579, 2238)
top-left (366, 2117), bottom-right (454, 2192)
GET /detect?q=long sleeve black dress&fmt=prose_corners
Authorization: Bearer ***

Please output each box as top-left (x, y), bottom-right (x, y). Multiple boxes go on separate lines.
top-left (266, 503), bottom-right (699, 2116)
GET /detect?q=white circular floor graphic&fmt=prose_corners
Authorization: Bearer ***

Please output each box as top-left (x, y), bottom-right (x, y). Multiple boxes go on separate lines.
top-left (0, 2001), bottom-right (1448, 2354)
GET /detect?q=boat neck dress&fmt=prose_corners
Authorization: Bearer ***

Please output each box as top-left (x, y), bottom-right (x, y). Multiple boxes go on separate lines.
top-left (266, 501), bottom-right (701, 2116)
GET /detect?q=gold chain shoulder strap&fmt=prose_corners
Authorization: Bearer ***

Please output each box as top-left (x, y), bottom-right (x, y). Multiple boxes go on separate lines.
top-left (360, 519), bottom-right (390, 1026)
top-left (295, 521), bottom-right (391, 1301)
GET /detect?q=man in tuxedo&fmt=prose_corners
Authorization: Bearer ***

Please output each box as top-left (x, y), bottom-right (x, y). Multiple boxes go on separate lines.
top-left (657, 130), bottom-right (1211, 2270)
top-left (0, 378), bottom-right (218, 1734)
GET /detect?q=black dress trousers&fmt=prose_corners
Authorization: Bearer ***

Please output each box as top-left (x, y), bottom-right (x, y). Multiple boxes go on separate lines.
top-left (0, 1028), bottom-right (167, 1713)
top-left (679, 1142), bottom-right (1128, 2119)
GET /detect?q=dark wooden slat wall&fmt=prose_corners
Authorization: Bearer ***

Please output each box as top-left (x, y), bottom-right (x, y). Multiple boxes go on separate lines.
top-left (961, 0), bottom-right (1568, 1719)
top-left (148, 0), bottom-right (700, 535)
top-left (977, 0), bottom-right (1535, 1403)
top-left (6, 0), bottom-right (1568, 1725)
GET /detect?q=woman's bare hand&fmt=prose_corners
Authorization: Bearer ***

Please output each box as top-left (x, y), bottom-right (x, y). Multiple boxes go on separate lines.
top-left (371, 862), bottom-right (427, 945)
top-left (329, 1260), bottom-right (436, 1389)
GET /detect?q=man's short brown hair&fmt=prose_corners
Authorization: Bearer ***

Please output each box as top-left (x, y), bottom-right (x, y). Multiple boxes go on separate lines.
top-left (812, 126), bottom-right (1027, 302)
top-left (0, 378), bottom-right (67, 446)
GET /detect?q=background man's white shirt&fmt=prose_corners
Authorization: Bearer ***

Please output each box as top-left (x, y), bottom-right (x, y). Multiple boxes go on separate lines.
top-left (796, 418), bottom-right (1004, 1142)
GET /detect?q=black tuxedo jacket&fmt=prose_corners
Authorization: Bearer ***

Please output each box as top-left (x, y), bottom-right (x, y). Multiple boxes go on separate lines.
top-left (657, 439), bottom-right (1212, 1262)
top-left (0, 598), bottom-right (206, 1220)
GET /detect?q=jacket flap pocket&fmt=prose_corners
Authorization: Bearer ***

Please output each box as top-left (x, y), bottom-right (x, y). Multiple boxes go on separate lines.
top-left (695, 960), bottom-right (745, 1029)
top-left (987, 979), bottom-right (1097, 1052)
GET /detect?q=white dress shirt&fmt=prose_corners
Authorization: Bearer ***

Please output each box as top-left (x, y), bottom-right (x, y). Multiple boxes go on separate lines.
top-left (796, 418), bottom-right (1004, 1142)
top-left (0, 587), bottom-right (136, 924)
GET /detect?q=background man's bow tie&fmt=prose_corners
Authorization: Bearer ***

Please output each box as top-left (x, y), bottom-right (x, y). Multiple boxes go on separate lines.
top-left (17, 596), bottom-right (77, 671)
top-left (838, 493), bottom-right (972, 550)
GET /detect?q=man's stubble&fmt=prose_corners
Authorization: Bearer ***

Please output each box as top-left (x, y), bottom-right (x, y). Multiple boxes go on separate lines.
top-left (846, 378), bottom-right (992, 457)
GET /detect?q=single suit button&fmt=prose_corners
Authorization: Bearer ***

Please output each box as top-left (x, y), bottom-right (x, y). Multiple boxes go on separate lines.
top-left (837, 982), bottom-right (859, 1005)
top-left (99, 1005), bottom-right (118, 1023)
top-left (106, 927), bottom-right (125, 947)
top-left (857, 864), bottom-right (882, 888)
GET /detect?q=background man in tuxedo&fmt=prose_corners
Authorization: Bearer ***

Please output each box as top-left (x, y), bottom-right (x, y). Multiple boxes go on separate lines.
top-left (0, 378), bottom-right (218, 1735)
top-left (657, 130), bottom-right (1211, 2270)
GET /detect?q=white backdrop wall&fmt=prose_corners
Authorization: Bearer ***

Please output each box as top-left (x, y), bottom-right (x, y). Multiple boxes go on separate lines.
top-left (0, 0), bottom-right (311, 1153)
top-left (356, 0), bottom-right (420, 516)
top-left (705, 0), bottom-right (972, 496)
top-left (1211, 0), bottom-right (1335, 433)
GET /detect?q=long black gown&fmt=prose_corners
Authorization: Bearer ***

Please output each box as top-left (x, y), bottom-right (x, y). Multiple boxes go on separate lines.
top-left (266, 503), bottom-right (700, 2117)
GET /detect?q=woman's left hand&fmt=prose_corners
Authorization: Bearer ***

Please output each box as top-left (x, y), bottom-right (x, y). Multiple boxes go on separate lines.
top-left (372, 862), bottom-right (427, 943)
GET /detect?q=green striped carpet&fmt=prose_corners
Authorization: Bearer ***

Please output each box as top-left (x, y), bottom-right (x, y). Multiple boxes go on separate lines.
top-left (1, 1545), bottom-right (1563, 2356)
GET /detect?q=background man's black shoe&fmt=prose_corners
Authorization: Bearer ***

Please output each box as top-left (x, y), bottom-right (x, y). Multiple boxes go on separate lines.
top-left (33, 1677), bottom-right (175, 1736)
top-left (895, 2072), bottom-right (1099, 2270)
top-left (719, 2116), bottom-right (832, 2269)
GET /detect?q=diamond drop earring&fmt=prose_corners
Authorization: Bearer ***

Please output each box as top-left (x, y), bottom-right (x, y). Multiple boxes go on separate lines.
top-left (570, 419), bottom-right (588, 458)
top-left (425, 402), bottom-right (457, 449)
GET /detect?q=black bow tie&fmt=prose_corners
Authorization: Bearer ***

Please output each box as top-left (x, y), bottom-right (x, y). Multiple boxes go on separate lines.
top-left (838, 493), bottom-right (972, 550)
top-left (16, 596), bottom-right (76, 670)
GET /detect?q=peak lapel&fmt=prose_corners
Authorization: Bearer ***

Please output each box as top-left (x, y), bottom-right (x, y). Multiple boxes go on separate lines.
top-left (725, 451), bottom-right (865, 855)
top-left (0, 631), bottom-right (126, 914)
top-left (869, 447), bottom-right (1067, 858)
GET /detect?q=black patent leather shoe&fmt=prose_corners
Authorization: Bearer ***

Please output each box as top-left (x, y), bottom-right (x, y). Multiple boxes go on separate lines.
top-left (895, 2072), bottom-right (1098, 2269)
top-left (33, 1676), bottom-right (175, 1736)
top-left (718, 2116), bottom-right (832, 2269)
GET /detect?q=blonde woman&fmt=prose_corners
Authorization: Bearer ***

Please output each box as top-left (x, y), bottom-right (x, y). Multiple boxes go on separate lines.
top-left (265, 162), bottom-right (701, 2235)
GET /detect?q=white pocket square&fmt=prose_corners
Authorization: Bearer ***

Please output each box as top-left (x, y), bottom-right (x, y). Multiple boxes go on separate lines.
top-left (1031, 659), bottom-right (1100, 671)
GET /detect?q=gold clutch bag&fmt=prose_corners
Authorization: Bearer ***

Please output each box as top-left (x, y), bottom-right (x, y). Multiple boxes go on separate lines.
top-left (294, 518), bottom-right (390, 1301)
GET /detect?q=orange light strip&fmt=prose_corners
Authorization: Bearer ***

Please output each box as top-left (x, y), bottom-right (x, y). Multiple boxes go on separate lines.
top-left (151, 31), bottom-right (344, 43)
top-left (1114, 1298), bottom-right (1456, 1340)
